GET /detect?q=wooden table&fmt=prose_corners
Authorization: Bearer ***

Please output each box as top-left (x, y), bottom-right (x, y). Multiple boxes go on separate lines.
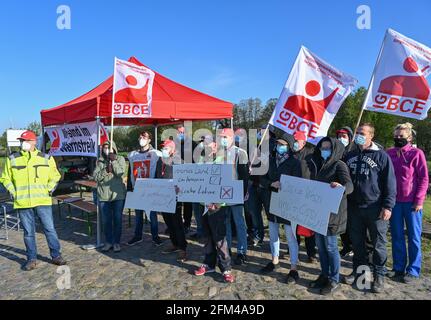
top-left (75, 180), bottom-right (97, 198)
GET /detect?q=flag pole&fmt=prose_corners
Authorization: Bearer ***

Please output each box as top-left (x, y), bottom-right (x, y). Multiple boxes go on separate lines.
top-left (110, 57), bottom-right (117, 152)
top-left (353, 31), bottom-right (388, 134)
top-left (249, 124), bottom-right (269, 171)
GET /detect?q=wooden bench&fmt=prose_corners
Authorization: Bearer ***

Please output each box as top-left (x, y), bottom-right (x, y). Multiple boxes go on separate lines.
top-left (68, 200), bottom-right (97, 236)
top-left (54, 195), bottom-right (83, 219)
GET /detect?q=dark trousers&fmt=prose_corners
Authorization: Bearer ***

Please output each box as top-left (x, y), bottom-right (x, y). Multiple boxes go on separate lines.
top-left (182, 202), bottom-right (193, 229)
top-left (162, 204), bottom-right (187, 251)
top-left (297, 235), bottom-right (317, 258)
top-left (202, 207), bottom-right (231, 273)
top-left (349, 206), bottom-right (389, 277)
top-left (342, 213), bottom-right (375, 259)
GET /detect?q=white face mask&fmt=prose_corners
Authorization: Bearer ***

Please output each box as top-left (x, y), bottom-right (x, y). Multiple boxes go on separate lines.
top-left (103, 148), bottom-right (110, 156)
top-left (21, 141), bottom-right (32, 152)
top-left (139, 138), bottom-right (149, 148)
top-left (338, 137), bottom-right (349, 147)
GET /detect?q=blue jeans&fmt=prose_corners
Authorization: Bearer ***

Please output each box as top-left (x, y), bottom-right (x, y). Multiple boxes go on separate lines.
top-left (192, 203), bottom-right (204, 237)
top-left (315, 233), bottom-right (340, 283)
top-left (390, 202), bottom-right (422, 277)
top-left (269, 221), bottom-right (299, 267)
top-left (247, 185), bottom-right (267, 241)
top-left (134, 210), bottom-right (159, 241)
top-left (225, 205), bottom-right (248, 255)
top-left (100, 200), bottom-right (124, 245)
top-left (18, 205), bottom-right (62, 262)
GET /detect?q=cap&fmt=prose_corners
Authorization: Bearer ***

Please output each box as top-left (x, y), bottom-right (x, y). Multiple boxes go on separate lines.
top-left (293, 131), bottom-right (306, 141)
top-left (218, 128), bottom-right (234, 137)
top-left (18, 130), bottom-right (37, 141)
top-left (276, 138), bottom-right (289, 145)
top-left (161, 139), bottom-right (176, 151)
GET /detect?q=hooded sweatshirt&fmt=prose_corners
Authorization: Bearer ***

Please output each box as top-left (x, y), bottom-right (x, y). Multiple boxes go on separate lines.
top-left (345, 141), bottom-right (397, 210)
top-left (93, 141), bottom-right (127, 202)
top-left (387, 144), bottom-right (429, 205)
top-left (304, 137), bottom-right (354, 235)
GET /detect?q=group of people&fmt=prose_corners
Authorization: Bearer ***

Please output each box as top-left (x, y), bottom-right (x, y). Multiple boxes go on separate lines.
top-left (0, 121), bottom-right (428, 295)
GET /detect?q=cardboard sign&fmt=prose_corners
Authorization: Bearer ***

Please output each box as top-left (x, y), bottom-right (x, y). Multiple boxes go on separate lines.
top-left (173, 164), bottom-right (244, 204)
top-left (269, 175), bottom-right (345, 236)
top-left (124, 179), bottom-right (177, 214)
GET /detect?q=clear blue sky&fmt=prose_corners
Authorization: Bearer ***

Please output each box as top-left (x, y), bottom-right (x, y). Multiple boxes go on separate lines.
top-left (1, 0), bottom-right (430, 133)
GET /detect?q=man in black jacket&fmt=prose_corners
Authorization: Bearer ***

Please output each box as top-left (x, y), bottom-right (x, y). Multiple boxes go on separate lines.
top-left (344, 123), bottom-right (397, 293)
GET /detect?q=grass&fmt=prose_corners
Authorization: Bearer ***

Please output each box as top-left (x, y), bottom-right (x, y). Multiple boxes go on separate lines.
top-left (424, 196), bottom-right (431, 224)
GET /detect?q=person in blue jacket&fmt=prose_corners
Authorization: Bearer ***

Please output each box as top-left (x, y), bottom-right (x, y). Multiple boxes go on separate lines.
top-left (343, 123), bottom-right (397, 293)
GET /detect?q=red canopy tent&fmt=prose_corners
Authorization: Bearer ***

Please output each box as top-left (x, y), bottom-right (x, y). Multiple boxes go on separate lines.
top-left (40, 56), bottom-right (233, 127)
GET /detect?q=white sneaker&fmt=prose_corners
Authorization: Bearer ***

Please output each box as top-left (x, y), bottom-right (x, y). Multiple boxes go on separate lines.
top-left (101, 244), bottom-right (112, 252)
top-left (113, 244), bottom-right (121, 252)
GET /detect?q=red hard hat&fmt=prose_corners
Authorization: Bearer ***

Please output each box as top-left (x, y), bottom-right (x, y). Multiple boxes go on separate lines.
top-left (18, 130), bottom-right (37, 141)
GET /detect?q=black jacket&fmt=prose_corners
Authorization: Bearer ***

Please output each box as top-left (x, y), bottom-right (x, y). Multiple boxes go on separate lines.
top-left (293, 145), bottom-right (314, 178)
top-left (261, 134), bottom-right (302, 225)
top-left (304, 137), bottom-right (354, 236)
top-left (344, 142), bottom-right (397, 210)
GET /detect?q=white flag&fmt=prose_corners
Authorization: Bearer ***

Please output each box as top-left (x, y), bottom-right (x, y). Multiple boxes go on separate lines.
top-left (363, 29), bottom-right (431, 120)
top-left (269, 46), bottom-right (357, 145)
top-left (112, 57), bottom-right (155, 118)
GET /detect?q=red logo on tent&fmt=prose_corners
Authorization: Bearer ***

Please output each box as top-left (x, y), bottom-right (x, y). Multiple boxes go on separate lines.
top-left (114, 75), bottom-right (150, 105)
top-left (377, 57), bottom-right (430, 100)
top-left (50, 130), bottom-right (60, 151)
top-left (283, 80), bottom-right (339, 124)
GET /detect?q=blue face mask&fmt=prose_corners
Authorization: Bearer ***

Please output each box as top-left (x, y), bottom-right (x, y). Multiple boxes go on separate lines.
top-left (235, 136), bottom-right (241, 144)
top-left (321, 149), bottom-right (331, 160)
top-left (276, 144), bottom-right (288, 155)
top-left (355, 134), bottom-right (366, 146)
top-left (162, 149), bottom-right (171, 159)
top-left (293, 142), bottom-right (300, 152)
top-left (220, 137), bottom-right (229, 148)
top-left (177, 133), bottom-right (184, 141)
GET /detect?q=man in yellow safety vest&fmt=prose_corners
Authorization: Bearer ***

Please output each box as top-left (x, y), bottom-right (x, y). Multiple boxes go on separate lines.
top-left (0, 130), bottom-right (67, 271)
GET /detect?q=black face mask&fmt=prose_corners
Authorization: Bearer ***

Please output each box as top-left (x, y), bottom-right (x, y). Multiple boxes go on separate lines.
top-left (394, 138), bottom-right (408, 148)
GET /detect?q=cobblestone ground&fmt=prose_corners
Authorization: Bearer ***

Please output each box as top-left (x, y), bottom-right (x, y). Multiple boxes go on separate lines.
top-left (1, 194), bottom-right (431, 300)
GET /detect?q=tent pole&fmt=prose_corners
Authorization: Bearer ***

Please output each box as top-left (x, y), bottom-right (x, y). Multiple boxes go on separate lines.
top-left (41, 124), bottom-right (46, 153)
top-left (154, 123), bottom-right (158, 146)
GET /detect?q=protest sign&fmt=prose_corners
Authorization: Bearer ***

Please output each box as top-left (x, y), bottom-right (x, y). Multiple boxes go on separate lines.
top-left (124, 178), bottom-right (177, 214)
top-left (269, 175), bottom-right (345, 236)
top-left (173, 164), bottom-right (244, 204)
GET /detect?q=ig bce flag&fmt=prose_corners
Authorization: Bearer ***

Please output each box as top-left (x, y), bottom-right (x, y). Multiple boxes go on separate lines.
top-left (363, 29), bottom-right (431, 120)
top-left (269, 46), bottom-right (357, 145)
top-left (112, 58), bottom-right (155, 118)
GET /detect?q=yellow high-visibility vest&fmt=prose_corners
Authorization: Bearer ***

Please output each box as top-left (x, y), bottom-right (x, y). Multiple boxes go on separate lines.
top-left (0, 149), bottom-right (61, 209)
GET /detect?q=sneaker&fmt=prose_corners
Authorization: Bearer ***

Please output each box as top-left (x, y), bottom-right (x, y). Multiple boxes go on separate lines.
top-left (320, 280), bottom-right (340, 295)
top-left (113, 244), bottom-right (121, 252)
top-left (386, 270), bottom-right (405, 280)
top-left (260, 262), bottom-right (279, 274)
top-left (177, 250), bottom-right (187, 262)
top-left (51, 256), bottom-right (67, 266)
top-left (309, 274), bottom-right (329, 289)
top-left (341, 271), bottom-right (357, 285)
top-left (371, 275), bottom-right (385, 293)
top-left (152, 237), bottom-right (163, 247)
top-left (402, 273), bottom-right (419, 284)
top-left (286, 270), bottom-right (300, 284)
top-left (340, 247), bottom-right (353, 258)
top-left (223, 271), bottom-right (235, 283)
top-left (101, 244), bottom-right (113, 252)
top-left (127, 237), bottom-right (143, 246)
top-left (234, 253), bottom-right (248, 265)
top-left (194, 264), bottom-right (216, 276)
top-left (23, 260), bottom-right (37, 271)
top-left (162, 246), bottom-right (180, 254)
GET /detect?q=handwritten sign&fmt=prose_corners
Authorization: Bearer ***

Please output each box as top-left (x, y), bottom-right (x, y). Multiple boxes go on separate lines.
top-left (124, 179), bottom-right (177, 214)
top-left (173, 164), bottom-right (244, 204)
top-left (269, 175), bottom-right (345, 235)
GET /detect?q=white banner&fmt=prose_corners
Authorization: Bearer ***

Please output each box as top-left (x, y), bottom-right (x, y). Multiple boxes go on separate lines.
top-left (269, 46), bottom-right (357, 145)
top-left (269, 175), bottom-right (345, 236)
top-left (124, 179), bottom-right (177, 214)
top-left (174, 164), bottom-right (244, 204)
top-left (363, 29), bottom-right (431, 120)
top-left (112, 57), bottom-right (155, 118)
top-left (45, 121), bottom-right (105, 157)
